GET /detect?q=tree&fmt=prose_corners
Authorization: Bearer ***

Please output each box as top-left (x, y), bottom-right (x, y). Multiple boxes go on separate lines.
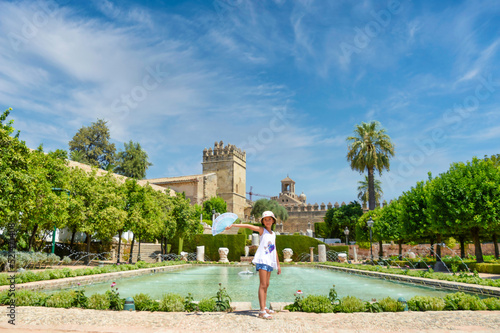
top-left (398, 180), bottom-right (436, 256)
top-left (250, 199), bottom-right (288, 222)
top-left (24, 146), bottom-right (70, 251)
top-left (69, 169), bottom-right (125, 264)
top-left (324, 201), bottom-right (363, 239)
top-left (114, 141), bottom-right (153, 179)
top-left (377, 200), bottom-right (404, 258)
top-left (347, 121), bottom-right (394, 211)
top-left (0, 108), bottom-right (32, 230)
top-left (357, 175), bottom-right (383, 208)
top-left (202, 196), bottom-right (227, 221)
top-left (69, 119), bottom-right (116, 169)
top-left (428, 158), bottom-right (500, 263)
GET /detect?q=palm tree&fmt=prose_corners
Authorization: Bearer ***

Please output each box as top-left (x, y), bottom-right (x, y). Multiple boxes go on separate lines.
top-left (357, 175), bottom-right (383, 207)
top-left (347, 121), bottom-right (394, 211)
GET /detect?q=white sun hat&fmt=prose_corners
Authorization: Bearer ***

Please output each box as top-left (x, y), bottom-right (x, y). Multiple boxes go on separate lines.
top-left (260, 211), bottom-right (277, 222)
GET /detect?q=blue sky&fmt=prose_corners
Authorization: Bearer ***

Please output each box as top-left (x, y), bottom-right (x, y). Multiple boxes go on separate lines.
top-left (1, 0), bottom-right (500, 206)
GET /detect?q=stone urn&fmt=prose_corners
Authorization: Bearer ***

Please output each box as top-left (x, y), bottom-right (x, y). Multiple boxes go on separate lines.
top-left (283, 248), bottom-right (293, 263)
top-left (218, 247), bottom-right (229, 263)
top-left (338, 253), bottom-right (347, 263)
top-left (180, 251), bottom-right (189, 261)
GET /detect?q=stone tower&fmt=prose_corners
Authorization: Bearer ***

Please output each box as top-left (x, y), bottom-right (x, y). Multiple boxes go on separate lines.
top-left (202, 141), bottom-right (247, 218)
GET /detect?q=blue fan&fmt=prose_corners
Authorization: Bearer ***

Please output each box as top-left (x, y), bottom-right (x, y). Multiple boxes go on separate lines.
top-left (212, 212), bottom-right (239, 236)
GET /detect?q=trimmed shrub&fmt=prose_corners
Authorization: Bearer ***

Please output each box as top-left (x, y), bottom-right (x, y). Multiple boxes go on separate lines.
top-left (36, 271), bottom-right (51, 281)
top-left (15, 290), bottom-right (48, 306)
top-left (62, 256), bottom-right (72, 265)
top-left (198, 298), bottom-right (216, 312)
top-left (159, 293), bottom-right (184, 312)
top-left (133, 293), bottom-right (158, 311)
top-left (338, 296), bottom-right (366, 313)
top-left (49, 270), bottom-right (65, 280)
top-left (408, 296), bottom-right (445, 311)
top-left (483, 297), bottom-right (500, 310)
top-left (469, 263), bottom-right (500, 274)
top-left (300, 295), bottom-right (334, 313)
top-left (88, 294), bottom-right (110, 310)
top-left (377, 297), bottom-right (404, 312)
top-left (45, 291), bottom-right (75, 308)
top-left (444, 292), bottom-right (487, 311)
top-left (17, 271), bottom-right (38, 283)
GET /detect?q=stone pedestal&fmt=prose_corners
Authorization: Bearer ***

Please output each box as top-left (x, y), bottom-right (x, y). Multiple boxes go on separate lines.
top-left (353, 246), bottom-right (358, 262)
top-left (309, 247), bottom-right (315, 263)
top-left (244, 246), bottom-right (249, 257)
top-left (338, 253), bottom-right (347, 263)
top-left (306, 229), bottom-right (313, 237)
top-left (180, 251), bottom-right (188, 261)
top-left (318, 244), bottom-right (326, 262)
top-left (251, 234), bottom-right (260, 246)
top-left (197, 246), bottom-right (205, 262)
top-left (283, 248), bottom-right (293, 263)
top-left (218, 247), bottom-right (229, 263)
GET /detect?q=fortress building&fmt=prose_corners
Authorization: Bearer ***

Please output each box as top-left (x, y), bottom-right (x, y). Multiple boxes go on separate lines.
top-left (271, 176), bottom-right (338, 233)
top-left (147, 141), bottom-right (248, 218)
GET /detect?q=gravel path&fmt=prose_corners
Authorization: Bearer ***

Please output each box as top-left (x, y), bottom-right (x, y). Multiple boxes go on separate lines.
top-left (1, 306), bottom-right (499, 333)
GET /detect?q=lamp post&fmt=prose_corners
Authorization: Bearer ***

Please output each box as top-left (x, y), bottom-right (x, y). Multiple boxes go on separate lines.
top-left (367, 217), bottom-right (374, 263)
top-left (344, 226), bottom-right (349, 245)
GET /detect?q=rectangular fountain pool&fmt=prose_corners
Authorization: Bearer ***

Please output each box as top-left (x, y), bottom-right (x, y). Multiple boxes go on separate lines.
top-left (49, 265), bottom-right (470, 309)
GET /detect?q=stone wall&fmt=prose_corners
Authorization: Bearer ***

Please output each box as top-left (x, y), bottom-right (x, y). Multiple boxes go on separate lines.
top-left (347, 243), bottom-right (497, 260)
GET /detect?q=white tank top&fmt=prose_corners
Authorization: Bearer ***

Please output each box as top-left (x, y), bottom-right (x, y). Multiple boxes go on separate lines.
top-left (252, 228), bottom-right (278, 269)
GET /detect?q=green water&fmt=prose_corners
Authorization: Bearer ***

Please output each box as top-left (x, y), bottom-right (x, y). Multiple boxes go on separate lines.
top-left (60, 266), bottom-right (462, 308)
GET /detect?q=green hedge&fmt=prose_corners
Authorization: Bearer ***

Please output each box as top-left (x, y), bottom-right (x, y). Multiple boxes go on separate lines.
top-left (469, 263), bottom-right (500, 274)
top-left (386, 259), bottom-right (500, 274)
top-left (276, 235), bottom-right (348, 262)
top-left (169, 234), bottom-right (245, 261)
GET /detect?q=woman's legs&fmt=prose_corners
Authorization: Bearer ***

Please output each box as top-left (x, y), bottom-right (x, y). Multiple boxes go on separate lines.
top-left (258, 268), bottom-right (272, 311)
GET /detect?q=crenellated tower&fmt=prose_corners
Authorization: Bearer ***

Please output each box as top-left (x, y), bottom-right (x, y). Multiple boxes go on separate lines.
top-left (202, 141), bottom-right (247, 218)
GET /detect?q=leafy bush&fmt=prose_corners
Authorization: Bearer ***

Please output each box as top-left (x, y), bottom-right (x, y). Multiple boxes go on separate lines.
top-left (45, 290), bottom-right (75, 308)
top-left (338, 296), bottom-right (366, 313)
top-left (300, 295), bottom-right (333, 313)
top-left (88, 294), bottom-right (110, 310)
top-left (159, 293), bottom-right (184, 312)
top-left (284, 292), bottom-right (304, 312)
top-left (49, 270), bottom-right (65, 280)
top-left (377, 297), bottom-right (404, 312)
top-left (47, 253), bottom-right (61, 266)
top-left (184, 293), bottom-right (198, 312)
top-left (36, 271), bottom-right (51, 281)
top-left (62, 268), bottom-right (77, 278)
top-left (483, 297), bottom-right (500, 310)
top-left (198, 298), bottom-right (216, 312)
top-left (62, 256), bottom-right (72, 265)
top-left (73, 286), bottom-right (87, 308)
top-left (0, 290), bottom-right (10, 305)
top-left (408, 296), bottom-right (445, 311)
top-left (213, 283), bottom-right (232, 312)
top-left (444, 292), bottom-right (487, 310)
top-left (15, 290), bottom-right (48, 306)
top-left (133, 293), bottom-right (158, 311)
top-left (106, 282), bottom-right (124, 311)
